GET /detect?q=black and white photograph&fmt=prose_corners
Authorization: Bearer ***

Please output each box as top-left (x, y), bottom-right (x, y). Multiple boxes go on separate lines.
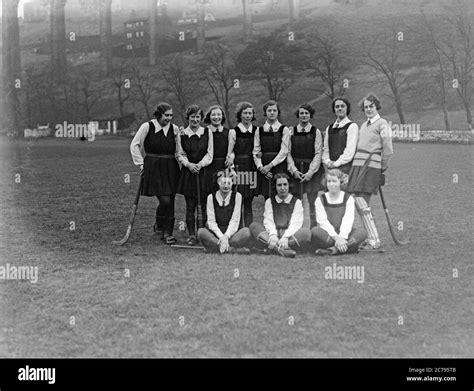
top-left (0, 0), bottom-right (473, 385)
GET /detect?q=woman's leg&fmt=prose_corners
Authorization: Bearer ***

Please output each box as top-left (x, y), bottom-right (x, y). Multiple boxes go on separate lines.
top-left (185, 196), bottom-right (197, 237)
top-left (243, 197), bottom-right (253, 227)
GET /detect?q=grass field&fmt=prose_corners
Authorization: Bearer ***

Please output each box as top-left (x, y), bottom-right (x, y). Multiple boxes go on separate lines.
top-left (0, 137), bottom-right (472, 358)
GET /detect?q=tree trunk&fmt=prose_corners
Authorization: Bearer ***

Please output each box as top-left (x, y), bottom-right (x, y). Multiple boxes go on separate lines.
top-left (50, 0), bottom-right (67, 82)
top-left (2, 0), bottom-right (21, 135)
top-left (242, 0), bottom-right (253, 39)
top-left (148, 0), bottom-right (157, 66)
top-left (464, 101), bottom-right (472, 131)
top-left (196, 1), bottom-right (205, 54)
top-left (395, 96), bottom-right (405, 125)
top-left (99, 0), bottom-right (113, 76)
top-left (288, 0), bottom-right (295, 30)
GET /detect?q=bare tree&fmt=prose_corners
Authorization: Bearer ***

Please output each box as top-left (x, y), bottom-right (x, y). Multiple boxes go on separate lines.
top-left (111, 61), bottom-right (132, 119)
top-left (237, 32), bottom-right (304, 101)
top-left (131, 66), bottom-right (159, 120)
top-left (162, 55), bottom-right (200, 125)
top-left (363, 26), bottom-right (411, 124)
top-left (50, 0), bottom-right (67, 82)
top-left (201, 42), bottom-right (239, 128)
top-left (99, 0), bottom-right (113, 76)
top-left (77, 77), bottom-right (102, 121)
top-left (439, 0), bottom-right (473, 130)
top-left (420, 8), bottom-right (451, 131)
top-left (2, 0), bottom-right (21, 135)
top-left (304, 23), bottom-right (352, 100)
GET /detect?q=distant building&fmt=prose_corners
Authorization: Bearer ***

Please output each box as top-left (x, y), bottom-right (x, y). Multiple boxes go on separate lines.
top-left (124, 17), bottom-right (149, 52)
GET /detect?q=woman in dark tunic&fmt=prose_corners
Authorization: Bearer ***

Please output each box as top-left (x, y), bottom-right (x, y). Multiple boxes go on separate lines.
top-left (202, 105), bottom-right (231, 195)
top-left (130, 102), bottom-right (179, 244)
top-left (287, 103), bottom-right (324, 228)
top-left (176, 104), bottom-right (214, 245)
top-left (227, 102), bottom-right (258, 226)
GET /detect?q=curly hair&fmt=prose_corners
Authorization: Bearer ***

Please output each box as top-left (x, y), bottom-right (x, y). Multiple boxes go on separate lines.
top-left (294, 103), bottom-right (315, 118)
top-left (203, 105), bottom-right (226, 125)
top-left (235, 102), bottom-right (256, 123)
top-left (185, 104), bottom-right (203, 120)
top-left (321, 169), bottom-right (349, 190)
top-left (359, 93), bottom-right (382, 112)
top-left (153, 102), bottom-right (173, 120)
top-left (263, 100), bottom-right (281, 117)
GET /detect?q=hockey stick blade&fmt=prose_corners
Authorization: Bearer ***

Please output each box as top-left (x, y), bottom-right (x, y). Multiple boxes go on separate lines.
top-left (379, 186), bottom-right (410, 246)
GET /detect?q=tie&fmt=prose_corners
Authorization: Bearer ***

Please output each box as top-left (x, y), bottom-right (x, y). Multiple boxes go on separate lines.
top-left (367, 120), bottom-right (371, 126)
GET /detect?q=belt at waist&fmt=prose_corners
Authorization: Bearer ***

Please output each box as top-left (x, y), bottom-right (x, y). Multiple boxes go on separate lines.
top-left (235, 154), bottom-right (251, 159)
top-left (294, 158), bottom-right (313, 163)
top-left (146, 153), bottom-right (175, 158)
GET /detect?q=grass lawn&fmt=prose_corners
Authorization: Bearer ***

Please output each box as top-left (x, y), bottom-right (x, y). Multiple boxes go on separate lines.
top-left (0, 137), bottom-right (472, 358)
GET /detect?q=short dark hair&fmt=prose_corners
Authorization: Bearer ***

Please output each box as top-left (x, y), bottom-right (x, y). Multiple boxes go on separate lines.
top-left (273, 172), bottom-right (290, 185)
top-left (359, 93), bottom-right (381, 112)
top-left (263, 100), bottom-right (281, 117)
top-left (235, 102), bottom-right (256, 123)
top-left (185, 104), bottom-right (203, 120)
top-left (332, 97), bottom-right (351, 116)
top-left (294, 103), bottom-right (315, 118)
top-left (154, 102), bottom-right (173, 120)
top-left (203, 105), bottom-right (226, 125)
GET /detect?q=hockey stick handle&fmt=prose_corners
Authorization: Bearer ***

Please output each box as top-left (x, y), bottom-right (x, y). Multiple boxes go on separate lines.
top-left (196, 173), bottom-right (203, 229)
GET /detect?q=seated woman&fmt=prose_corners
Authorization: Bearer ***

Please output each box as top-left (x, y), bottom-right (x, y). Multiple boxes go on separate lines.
top-left (249, 173), bottom-right (311, 258)
top-left (311, 169), bottom-right (367, 255)
top-left (197, 169), bottom-right (251, 254)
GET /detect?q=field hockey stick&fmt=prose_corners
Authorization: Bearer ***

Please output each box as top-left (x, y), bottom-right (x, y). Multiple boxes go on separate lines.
top-left (196, 172), bottom-right (203, 230)
top-left (234, 164), bottom-right (245, 227)
top-left (378, 186), bottom-right (410, 246)
top-left (299, 161), bottom-right (305, 200)
top-left (113, 175), bottom-right (143, 245)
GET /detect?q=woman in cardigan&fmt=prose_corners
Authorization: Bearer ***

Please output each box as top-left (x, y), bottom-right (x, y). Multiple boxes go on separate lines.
top-left (130, 102), bottom-right (179, 244)
top-left (345, 93), bottom-right (393, 249)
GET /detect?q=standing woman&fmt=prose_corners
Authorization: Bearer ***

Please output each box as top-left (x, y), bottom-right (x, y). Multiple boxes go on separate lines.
top-left (176, 104), bottom-right (214, 246)
top-left (253, 100), bottom-right (290, 199)
top-left (345, 93), bottom-right (393, 249)
top-left (203, 105), bottom-right (231, 195)
top-left (227, 102), bottom-right (258, 226)
top-left (287, 103), bottom-right (324, 228)
top-left (322, 97), bottom-right (359, 174)
top-left (130, 102), bottom-right (179, 244)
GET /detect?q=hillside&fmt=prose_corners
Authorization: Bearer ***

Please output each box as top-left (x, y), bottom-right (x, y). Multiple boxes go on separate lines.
top-left (1, 0), bottom-right (472, 131)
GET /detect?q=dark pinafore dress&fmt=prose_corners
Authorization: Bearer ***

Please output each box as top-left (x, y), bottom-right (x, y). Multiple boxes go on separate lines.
top-left (271, 196), bottom-right (297, 238)
top-left (289, 125), bottom-right (324, 198)
top-left (327, 122), bottom-right (353, 174)
top-left (204, 128), bottom-right (229, 194)
top-left (320, 192), bottom-right (351, 234)
top-left (142, 121), bottom-right (179, 196)
top-left (257, 124), bottom-right (287, 198)
top-left (234, 125), bottom-right (257, 199)
top-left (213, 191), bottom-right (239, 233)
top-left (176, 128), bottom-right (210, 198)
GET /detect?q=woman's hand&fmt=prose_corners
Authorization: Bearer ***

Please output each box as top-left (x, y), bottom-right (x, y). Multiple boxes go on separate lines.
top-left (300, 171), bottom-right (313, 183)
top-left (278, 237), bottom-right (289, 250)
top-left (218, 235), bottom-right (230, 254)
top-left (268, 234), bottom-right (279, 250)
top-left (293, 170), bottom-right (303, 180)
top-left (334, 235), bottom-right (348, 253)
top-left (189, 163), bottom-right (200, 174)
top-left (225, 155), bottom-right (234, 167)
